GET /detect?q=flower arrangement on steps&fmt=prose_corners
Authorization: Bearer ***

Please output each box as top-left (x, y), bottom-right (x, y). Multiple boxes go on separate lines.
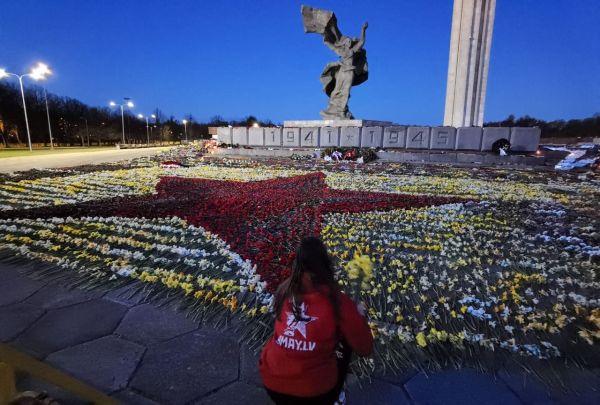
top-left (321, 147), bottom-right (378, 163)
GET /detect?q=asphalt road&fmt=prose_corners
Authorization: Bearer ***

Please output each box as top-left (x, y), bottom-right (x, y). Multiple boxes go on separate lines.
top-left (0, 147), bottom-right (173, 173)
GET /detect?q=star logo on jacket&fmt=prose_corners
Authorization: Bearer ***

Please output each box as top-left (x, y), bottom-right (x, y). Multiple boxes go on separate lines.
top-left (284, 303), bottom-right (318, 339)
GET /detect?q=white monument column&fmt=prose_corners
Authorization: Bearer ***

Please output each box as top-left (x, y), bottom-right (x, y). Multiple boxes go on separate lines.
top-left (443, 0), bottom-right (496, 127)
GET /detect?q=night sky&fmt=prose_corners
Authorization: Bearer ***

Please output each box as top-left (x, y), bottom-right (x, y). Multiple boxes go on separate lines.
top-left (1, 0), bottom-right (598, 124)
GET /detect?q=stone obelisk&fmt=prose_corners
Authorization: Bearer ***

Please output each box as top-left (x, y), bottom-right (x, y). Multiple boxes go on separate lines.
top-left (443, 0), bottom-right (496, 127)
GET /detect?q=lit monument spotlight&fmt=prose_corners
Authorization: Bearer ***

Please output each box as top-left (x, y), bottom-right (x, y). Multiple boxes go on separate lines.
top-left (109, 98), bottom-right (135, 144)
top-left (0, 62), bottom-right (53, 151)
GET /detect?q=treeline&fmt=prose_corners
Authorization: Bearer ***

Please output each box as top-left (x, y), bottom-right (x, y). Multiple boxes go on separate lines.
top-left (207, 115), bottom-right (276, 128)
top-left (6, 80), bottom-right (595, 146)
top-left (484, 114), bottom-right (600, 139)
top-left (0, 82), bottom-right (262, 147)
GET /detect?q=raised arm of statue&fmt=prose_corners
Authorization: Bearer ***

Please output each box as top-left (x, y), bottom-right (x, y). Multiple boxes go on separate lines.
top-left (351, 22), bottom-right (368, 53)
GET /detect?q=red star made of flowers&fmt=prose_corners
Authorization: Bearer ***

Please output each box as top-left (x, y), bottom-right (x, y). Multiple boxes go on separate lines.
top-left (1, 173), bottom-right (461, 291)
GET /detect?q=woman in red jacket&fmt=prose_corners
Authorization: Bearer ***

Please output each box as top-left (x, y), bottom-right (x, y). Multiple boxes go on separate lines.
top-left (260, 237), bottom-right (374, 404)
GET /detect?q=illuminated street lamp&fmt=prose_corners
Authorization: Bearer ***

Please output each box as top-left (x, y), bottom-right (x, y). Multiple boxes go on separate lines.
top-left (109, 99), bottom-right (134, 144)
top-left (43, 88), bottom-right (54, 149)
top-left (182, 119), bottom-right (188, 142)
top-left (0, 62), bottom-right (52, 151)
top-left (137, 114), bottom-right (150, 145)
top-left (150, 114), bottom-right (157, 144)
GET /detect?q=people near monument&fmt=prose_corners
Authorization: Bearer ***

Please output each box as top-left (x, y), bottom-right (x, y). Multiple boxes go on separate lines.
top-left (259, 237), bottom-right (373, 404)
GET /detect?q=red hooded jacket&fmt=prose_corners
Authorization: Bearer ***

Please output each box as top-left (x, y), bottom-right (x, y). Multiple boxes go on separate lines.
top-left (259, 286), bottom-right (373, 397)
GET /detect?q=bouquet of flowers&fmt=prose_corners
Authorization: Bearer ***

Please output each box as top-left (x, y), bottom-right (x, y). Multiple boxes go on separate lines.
top-left (344, 252), bottom-right (374, 301)
top-left (343, 149), bottom-right (358, 160)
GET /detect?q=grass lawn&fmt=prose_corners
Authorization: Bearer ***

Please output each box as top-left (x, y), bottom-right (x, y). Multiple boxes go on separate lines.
top-left (0, 147), bottom-right (115, 158)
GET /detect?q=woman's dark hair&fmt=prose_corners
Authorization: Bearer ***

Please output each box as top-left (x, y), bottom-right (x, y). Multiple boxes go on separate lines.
top-left (274, 237), bottom-right (340, 322)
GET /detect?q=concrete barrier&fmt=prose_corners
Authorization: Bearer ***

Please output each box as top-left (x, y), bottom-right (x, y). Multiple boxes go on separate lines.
top-left (217, 127), bottom-right (232, 144)
top-left (232, 127), bottom-right (248, 145)
top-left (264, 128), bottom-right (282, 146)
top-left (248, 127), bottom-right (264, 146)
top-left (482, 127), bottom-right (510, 151)
top-left (300, 127), bottom-right (319, 147)
top-left (456, 127), bottom-right (483, 150)
top-left (383, 126), bottom-right (407, 148)
top-left (430, 127), bottom-right (456, 150)
top-left (340, 127), bottom-right (361, 147)
top-left (510, 127), bottom-right (541, 152)
top-left (406, 127), bottom-right (431, 149)
top-left (360, 126), bottom-right (383, 148)
top-left (320, 127), bottom-right (340, 147)
top-left (282, 128), bottom-right (300, 147)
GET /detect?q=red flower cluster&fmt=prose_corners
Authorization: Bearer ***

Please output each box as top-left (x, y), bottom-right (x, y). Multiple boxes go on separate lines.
top-left (160, 160), bottom-right (183, 167)
top-left (148, 173), bottom-right (326, 288)
top-left (3, 173), bottom-right (461, 290)
top-left (127, 173), bottom-right (459, 290)
top-left (343, 149), bottom-right (358, 160)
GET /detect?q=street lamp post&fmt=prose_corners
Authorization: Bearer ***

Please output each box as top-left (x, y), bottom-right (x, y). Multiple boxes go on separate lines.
top-left (182, 119), bottom-right (188, 142)
top-left (17, 76), bottom-right (32, 150)
top-left (109, 99), bottom-right (134, 145)
top-left (43, 87), bottom-right (54, 149)
top-left (0, 62), bottom-right (52, 151)
top-left (80, 117), bottom-right (90, 146)
top-left (150, 114), bottom-right (156, 144)
top-left (137, 114), bottom-right (150, 146)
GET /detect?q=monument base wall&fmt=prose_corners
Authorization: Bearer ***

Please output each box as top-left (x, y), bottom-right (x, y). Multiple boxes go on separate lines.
top-left (217, 121), bottom-right (541, 153)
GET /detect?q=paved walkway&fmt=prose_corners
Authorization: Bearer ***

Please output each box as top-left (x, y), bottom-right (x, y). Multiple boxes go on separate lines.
top-left (0, 147), bottom-right (173, 173)
top-left (1, 263), bottom-right (598, 404)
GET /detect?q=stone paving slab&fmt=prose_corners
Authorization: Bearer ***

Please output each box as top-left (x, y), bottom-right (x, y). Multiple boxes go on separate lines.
top-left (46, 335), bottom-right (145, 394)
top-left (498, 369), bottom-right (558, 404)
top-left (24, 282), bottom-right (104, 310)
top-left (240, 346), bottom-right (263, 387)
top-left (103, 282), bottom-right (153, 307)
top-left (195, 382), bottom-right (273, 404)
top-left (374, 368), bottom-right (419, 387)
top-left (347, 378), bottom-right (412, 404)
top-left (0, 263), bottom-right (30, 282)
top-left (13, 298), bottom-right (128, 358)
top-left (112, 389), bottom-right (161, 404)
top-left (542, 368), bottom-right (600, 405)
top-left (114, 303), bottom-right (199, 346)
top-left (0, 302), bottom-right (45, 342)
top-left (130, 330), bottom-right (239, 404)
top-left (0, 270), bottom-right (47, 306)
top-left (405, 369), bottom-right (521, 405)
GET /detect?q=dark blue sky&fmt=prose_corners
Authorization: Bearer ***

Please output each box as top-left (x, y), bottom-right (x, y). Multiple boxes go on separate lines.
top-left (1, 0), bottom-right (598, 124)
